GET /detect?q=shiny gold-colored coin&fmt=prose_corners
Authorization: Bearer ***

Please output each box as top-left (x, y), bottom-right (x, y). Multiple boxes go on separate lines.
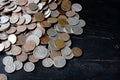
top-left (72, 47), bottom-right (83, 57)
top-left (55, 39), bottom-right (65, 49)
top-left (61, 0), bottom-right (72, 11)
top-left (58, 15), bottom-right (68, 27)
top-left (34, 12), bottom-right (45, 22)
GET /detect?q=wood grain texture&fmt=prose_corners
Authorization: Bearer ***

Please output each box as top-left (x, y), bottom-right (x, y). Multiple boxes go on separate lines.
top-left (0, 0), bottom-right (120, 80)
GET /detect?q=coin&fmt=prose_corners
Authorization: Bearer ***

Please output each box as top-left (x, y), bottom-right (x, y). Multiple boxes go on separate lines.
top-left (0, 15), bottom-right (9, 24)
top-left (28, 3), bottom-right (38, 11)
top-left (42, 58), bottom-right (53, 68)
top-left (33, 46), bottom-right (48, 59)
top-left (55, 39), bottom-right (65, 49)
top-left (53, 56), bottom-right (66, 68)
top-left (26, 23), bottom-right (37, 30)
top-left (2, 41), bottom-right (11, 49)
top-left (17, 16), bottom-right (25, 25)
top-left (23, 40), bottom-right (36, 52)
top-left (0, 74), bottom-right (7, 80)
top-left (23, 14), bottom-right (32, 24)
top-left (28, 55), bottom-right (39, 63)
top-left (50, 51), bottom-right (61, 59)
top-left (47, 27), bottom-right (57, 37)
top-left (18, 0), bottom-right (28, 6)
top-left (14, 60), bottom-right (23, 70)
top-left (11, 45), bottom-right (22, 56)
top-left (16, 34), bottom-right (26, 46)
top-left (0, 43), bottom-right (5, 52)
top-left (8, 34), bottom-right (17, 44)
top-left (5, 63), bottom-right (16, 73)
top-left (61, 0), bottom-right (71, 11)
top-left (72, 3), bottom-right (82, 12)
top-left (41, 34), bottom-right (50, 44)
top-left (72, 47), bottom-right (83, 57)
top-left (0, 22), bottom-right (10, 31)
top-left (10, 14), bottom-right (19, 24)
top-left (49, 2), bottom-right (58, 10)
top-left (16, 51), bottom-right (28, 62)
top-left (66, 11), bottom-right (76, 17)
top-left (24, 62), bottom-right (35, 72)
top-left (34, 12), bottom-right (45, 22)
top-left (58, 15), bottom-right (68, 27)
top-left (51, 10), bottom-right (60, 17)
top-left (41, 21), bottom-right (51, 28)
top-left (32, 29), bottom-right (42, 38)
top-left (61, 47), bottom-right (72, 56)
top-left (2, 56), bottom-right (13, 65)
top-left (6, 27), bottom-right (17, 34)
top-left (0, 33), bottom-right (8, 40)
top-left (47, 17), bottom-right (58, 24)
top-left (17, 25), bottom-right (27, 33)
top-left (67, 16), bottom-right (79, 26)
top-left (58, 32), bottom-right (70, 41)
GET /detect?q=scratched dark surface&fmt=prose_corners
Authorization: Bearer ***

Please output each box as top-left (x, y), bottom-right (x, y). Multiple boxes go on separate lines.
top-left (0, 0), bottom-right (120, 80)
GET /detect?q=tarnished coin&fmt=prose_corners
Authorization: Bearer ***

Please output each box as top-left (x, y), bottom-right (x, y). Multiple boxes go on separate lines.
top-left (34, 12), bottom-right (45, 22)
top-left (41, 34), bottom-right (51, 44)
top-left (28, 3), bottom-right (38, 11)
top-left (58, 15), bottom-right (68, 27)
top-left (11, 46), bottom-right (22, 56)
top-left (72, 47), bottom-right (83, 57)
top-left (16, 51), bottom-right (28, 62)
top-left (0, 43), bottom-right (5, 52)
top-left (55, 39), bottom-right (65, 49)
top-left (23, 40), bottom-right (36, 52)
top-left (2, 56), bottom-right (13, 66)
top-left (5, 63), bottom-right (16, 73)
top-left (72, 3), bottom-right (82, 12)
top-left (53, 56), bottom-right (66, 68)
top-left (8, 34), bottom-right (17, 44)
top-left (16, 34), bottom-right (26, 46)
top-left (14, 60), bottom-right (23, 70)
top-left (42, 58), bottom-right (53, 68)
top-left (28, 55), bottom-right (39, 63)
top-left (33, 46), bottom-right (48, 59)
top-left (0, 74), bottom-right (7, 80)
top-left (24, 62), bottom-right (35, 72)
top-left (61, 0), bottom-right (71, 11)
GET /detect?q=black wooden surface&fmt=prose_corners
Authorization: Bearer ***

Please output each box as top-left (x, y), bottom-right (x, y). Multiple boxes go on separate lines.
top-left (0, 0), bottom-right (120, 80)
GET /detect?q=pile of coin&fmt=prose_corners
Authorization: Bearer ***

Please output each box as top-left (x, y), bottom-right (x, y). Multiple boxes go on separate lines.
top-left (0, 0), bottom-right (86, 73)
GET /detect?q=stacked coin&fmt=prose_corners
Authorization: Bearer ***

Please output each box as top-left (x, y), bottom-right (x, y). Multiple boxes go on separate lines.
top-left (0, 0), bottom-right (86, 74)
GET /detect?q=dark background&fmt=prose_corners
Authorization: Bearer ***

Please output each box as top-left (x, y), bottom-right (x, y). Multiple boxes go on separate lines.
top-left (0, 0), bottom-right (120, 80)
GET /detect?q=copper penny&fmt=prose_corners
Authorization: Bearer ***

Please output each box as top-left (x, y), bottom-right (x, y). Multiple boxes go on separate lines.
top-left (0, 74), bottom-right (7, 80)
top-left (59, 33), bottom-right (70, 41)
top-left (28, 55), bottom-right (39, 63)
top-left (26, 23), bottom-right (37, 30)
top-left (6, 27), bottom-right (16, 34)
top-left (16, 51), bottom-right (28, 62)
top-left (16, 34), bottom-right (26, 46)
top-left (17, 25), bottom-right (27, 33)
top-left (50, 51), bottom-right (61, 59)
top-left (23, 40), bottom-right (36, 52)
top-left (34, 12), bottom-right (45, 22)
top-left (72, 47), bottom-right (83, 57)
top-left (41, 34), bottom-right (51, 44)
top-left (41, 21), bottom-right (51, 28)
top-left (18, 0), bottom-right (28, 6)
top-left (11, 46), bottom-right (22, 56)
top-left (61, 0), bottom-right (71, 11)
top-left (58, 15), bottom-right (68, 27)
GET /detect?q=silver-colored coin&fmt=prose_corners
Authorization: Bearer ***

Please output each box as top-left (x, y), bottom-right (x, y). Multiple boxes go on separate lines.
top-left (0, 16), bottom-right (9, 24)
top-left (14, 60), bottom-right (23, 70)
top-left (51, 10), bottom-right (59, 17)
top-left (3, 56), bottom-right (13, 66)
top-left (45, 10), bottom-right (51, 18)
top-left (65, 40), bottom-right (72, 47)
top-left (17, 16), bottom-right (25, 25)
top-left (72, 3), bottom-right (82, 12)
top-left (33, 46), bottom-right (48, 59)
top-left (64, 25), bottom-right (73, 34)
top-left (33, 0), bottom-right (39, 4)
top-left (26, 34), bottom-right (40, 46)
top-left (65, 52), bottom-right (74, 60)
top-left (32, 29), bottom-right (42, 38)
top-left (13, 6), bottom-right (22, 13)
top-left (23, 14), bottom-right (32, 24)
top-left (10, 14), bottom-right (19, 24)
top-left (47, 27), bottom-right (57, 37)
top-left (38, 3), bottom-right (44, 10)
top-left (42, 58), bottom-right (53, 68)
top-left (0, 22), bottom-right (10, 31)
top-left (53, 56), bottom-right (66, 68)
top-left (4, 5), bottom-right (17, 12)
top-left (8, 34), bottom-right (17, 44)
top-left (61, 47), bottom-right (72, 56)
top-left (72, 27), bottom-right (83, 35)
top-left (48, 39), bottom-right (59, 51)
top-left (24, 62), bottom-right (35, 72)
top-left (0, 43), bottom-right (4, 52)
top-left (5, 63), bottom-right (16, 73)
top-left (54, 24), bottom-right (65, 32)
top-left (0, 33), bottom-right (8, 40)
top-left (68, 16), bottom-right (79, 26)
top-left (78, 19), bottom-right (86, 27)
top-left (44, 9), bottom-right (51, 15)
